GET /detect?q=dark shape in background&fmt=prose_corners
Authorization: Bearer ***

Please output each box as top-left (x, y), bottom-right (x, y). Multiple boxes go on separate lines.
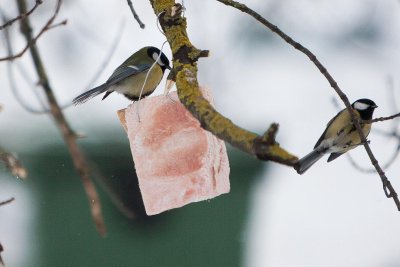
top-left (22, 138), bottom-right (265, 266)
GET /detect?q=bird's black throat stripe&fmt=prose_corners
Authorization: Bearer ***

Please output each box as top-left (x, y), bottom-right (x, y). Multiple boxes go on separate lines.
top-left (124, 91), bottom-right (153, 101)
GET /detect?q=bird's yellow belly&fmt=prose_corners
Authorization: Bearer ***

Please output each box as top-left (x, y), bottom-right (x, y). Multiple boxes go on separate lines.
top-left (112, 67), bottom-right (163, 98)
top-left (329, 123), bottom-right (371, 153)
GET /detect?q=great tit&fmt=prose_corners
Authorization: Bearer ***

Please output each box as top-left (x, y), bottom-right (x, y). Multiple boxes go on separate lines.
top-left (73, 46), bottom-right (171, 104)
top-left (295, 98), bottom-right (378, 174)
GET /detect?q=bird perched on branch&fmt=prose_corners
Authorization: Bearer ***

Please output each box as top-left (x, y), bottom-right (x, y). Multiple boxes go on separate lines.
top-left (295, 98), bottom-right (378, 174)
top-left (73, 46), bottom-right (171, 104)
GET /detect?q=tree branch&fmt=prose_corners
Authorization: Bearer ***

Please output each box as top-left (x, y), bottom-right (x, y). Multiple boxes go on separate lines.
top-left (0, 197), bottom-right (15, 266)
top-left (0, 197), bottom-right (15, 207)
top-left (346, 142), bottom-right (400, 173)
top-left (367, 113), bottom-right (400, 124)
top-left (149, 0), bottom-right (298, 166)
top-left (16, 0), bottom-right (106, 234)
top-left (216, 0), bottom-right (400, 211)
top-left (0, 1), bottom-right (66, 62)
top-left (126, 0), bottom-right (145, 29)
top-left (0, 241), bottom-right (3, 266)
top-left (0, 0), bottom-right (42, 30)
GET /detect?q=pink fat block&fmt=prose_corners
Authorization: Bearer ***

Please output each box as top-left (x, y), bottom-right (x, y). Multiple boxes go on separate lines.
top-left (117, 87), bottom-right (230, 215)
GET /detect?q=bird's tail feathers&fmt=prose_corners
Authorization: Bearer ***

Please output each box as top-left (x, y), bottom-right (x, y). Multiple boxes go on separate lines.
top-left (72, 84), bottom-right (109, 105)
top-left (295, 149), bottom-right (324, 174)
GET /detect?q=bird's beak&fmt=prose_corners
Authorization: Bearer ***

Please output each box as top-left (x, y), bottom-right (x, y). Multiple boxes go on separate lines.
top-left (166, 65), bottom-right (172, 70)
top-left (373, 104), bottom-right (378, 108)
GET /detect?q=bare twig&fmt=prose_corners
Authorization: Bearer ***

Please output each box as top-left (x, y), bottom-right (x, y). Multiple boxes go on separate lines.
top-left (16, 0), bottom-right (106, 235)
top-left (386, 76), bottom-right (398, 116)
top-left (2, 13), bottom-right (124, 114)
top-left (216, 0), bottom-right (400, 211)
top-left (0, 197), bottom-right (15, 267)
top-left (81, 20), bottom-right (126, 92)
top-left (367, 113), bottom-right (400, 124)
top-left (0, 147), bottom-right (27, 179)
top-left (7, 58), bottom-right (49, 113)
top-left (90, 162), bottom-right (136, 219)
top-left (348, 77), bottom-right (400, 173)
top-left (0, 242), bottom-right (3, 266)
top-left (0, 1), bottom-right (66, 62)
top-left (2, 12), bottom-right (48, 113)
top-left (372, 128), bottom-right (400, 138)
top-left (0, 0), bottom-right (42, 30)
top-left (127, 0), bottom-right (145, 29)
top-left (0, 197), bottom-right (15, 207)
top-left (347, 143), bottom-right (400, 173)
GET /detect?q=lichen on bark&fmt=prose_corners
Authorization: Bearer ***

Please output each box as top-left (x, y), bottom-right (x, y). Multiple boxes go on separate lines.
top-left (150, 0), bottom-right (298, 165)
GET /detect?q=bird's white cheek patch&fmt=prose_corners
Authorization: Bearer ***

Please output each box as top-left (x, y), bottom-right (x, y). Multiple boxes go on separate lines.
top-left (354, 102), bottom-right (369, 110)
top-left (153, 52), bottom-right (164, 66)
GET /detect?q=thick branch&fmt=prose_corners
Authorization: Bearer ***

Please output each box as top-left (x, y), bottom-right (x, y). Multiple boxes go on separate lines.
top-left (150, 1), bottom-right (297, 166)
top-left (216, 0), bottom-right (400, 211)
top-left (16, 0), bottom-right (106, 234)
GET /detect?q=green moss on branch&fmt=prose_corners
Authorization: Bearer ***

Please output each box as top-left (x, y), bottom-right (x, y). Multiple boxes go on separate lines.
top-left (150, 0), bottom-right (298, 165)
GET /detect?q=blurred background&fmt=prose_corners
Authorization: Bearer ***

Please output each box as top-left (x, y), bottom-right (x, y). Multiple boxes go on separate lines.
top-left (1, 0), bottom-right (400, 266)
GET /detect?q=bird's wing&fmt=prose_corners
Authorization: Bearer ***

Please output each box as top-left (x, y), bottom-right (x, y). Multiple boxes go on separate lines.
top-left (72, 64), bottom-right (151, 105)
top-left (313, 109), bottom-right (345, 149)
top-left (106, 64), bottom-right (151, 86)
top-left (327, 152), bottom-right (344, 162)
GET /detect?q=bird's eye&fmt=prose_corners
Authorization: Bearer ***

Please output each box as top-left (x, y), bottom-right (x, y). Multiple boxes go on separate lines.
top-left (152, 52), bottom-right (165, 66)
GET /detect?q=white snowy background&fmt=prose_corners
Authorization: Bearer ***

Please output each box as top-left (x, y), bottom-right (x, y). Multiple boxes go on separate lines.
top-left (1, 0), bottom-right (400, 266)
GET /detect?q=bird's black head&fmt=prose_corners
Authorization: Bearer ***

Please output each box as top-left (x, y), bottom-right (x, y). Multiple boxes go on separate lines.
top-left (352, 98), bottom-right (378, 120)
top-left (147, 46), bottom-right (171, 72)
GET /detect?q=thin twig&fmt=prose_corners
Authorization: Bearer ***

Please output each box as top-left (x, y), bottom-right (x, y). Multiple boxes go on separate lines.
top-left (366, 113), bottom-right (400, 124)
top-left (0, 0), bottom-right (42, 30)
top-left (127, 0), bottom-right (145, 29)
top-left (346, 142), bottom-right (400, 173)
top-left (89, 162), bottom-right (136, 219)
top-left (7, 59), bottom-right (49, 113)
top-left (0, 3), bottom-right (66, 61)
top-left (2, 12), bottom-right (49, 113)
top-left (0, 197), bottom-right (15, 206)
top-left (386, 76), bottom-right (398, 115)
top-left (372, 128), bottom-right (400, 138)
top-left (81, 20), bottom-right (126, 92)
top-left (0, 241), bottom-right (3, 266)
top-left (348, 77), bottom-right (400, 173)
top-left (2, 14), bottom-right (123, 114)
top-left (216, 0), bottom-right (400, 211)
top-left (0, 193), bottom-right (14, 265)
top-left (15, 0), bottom-right (106, 234)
